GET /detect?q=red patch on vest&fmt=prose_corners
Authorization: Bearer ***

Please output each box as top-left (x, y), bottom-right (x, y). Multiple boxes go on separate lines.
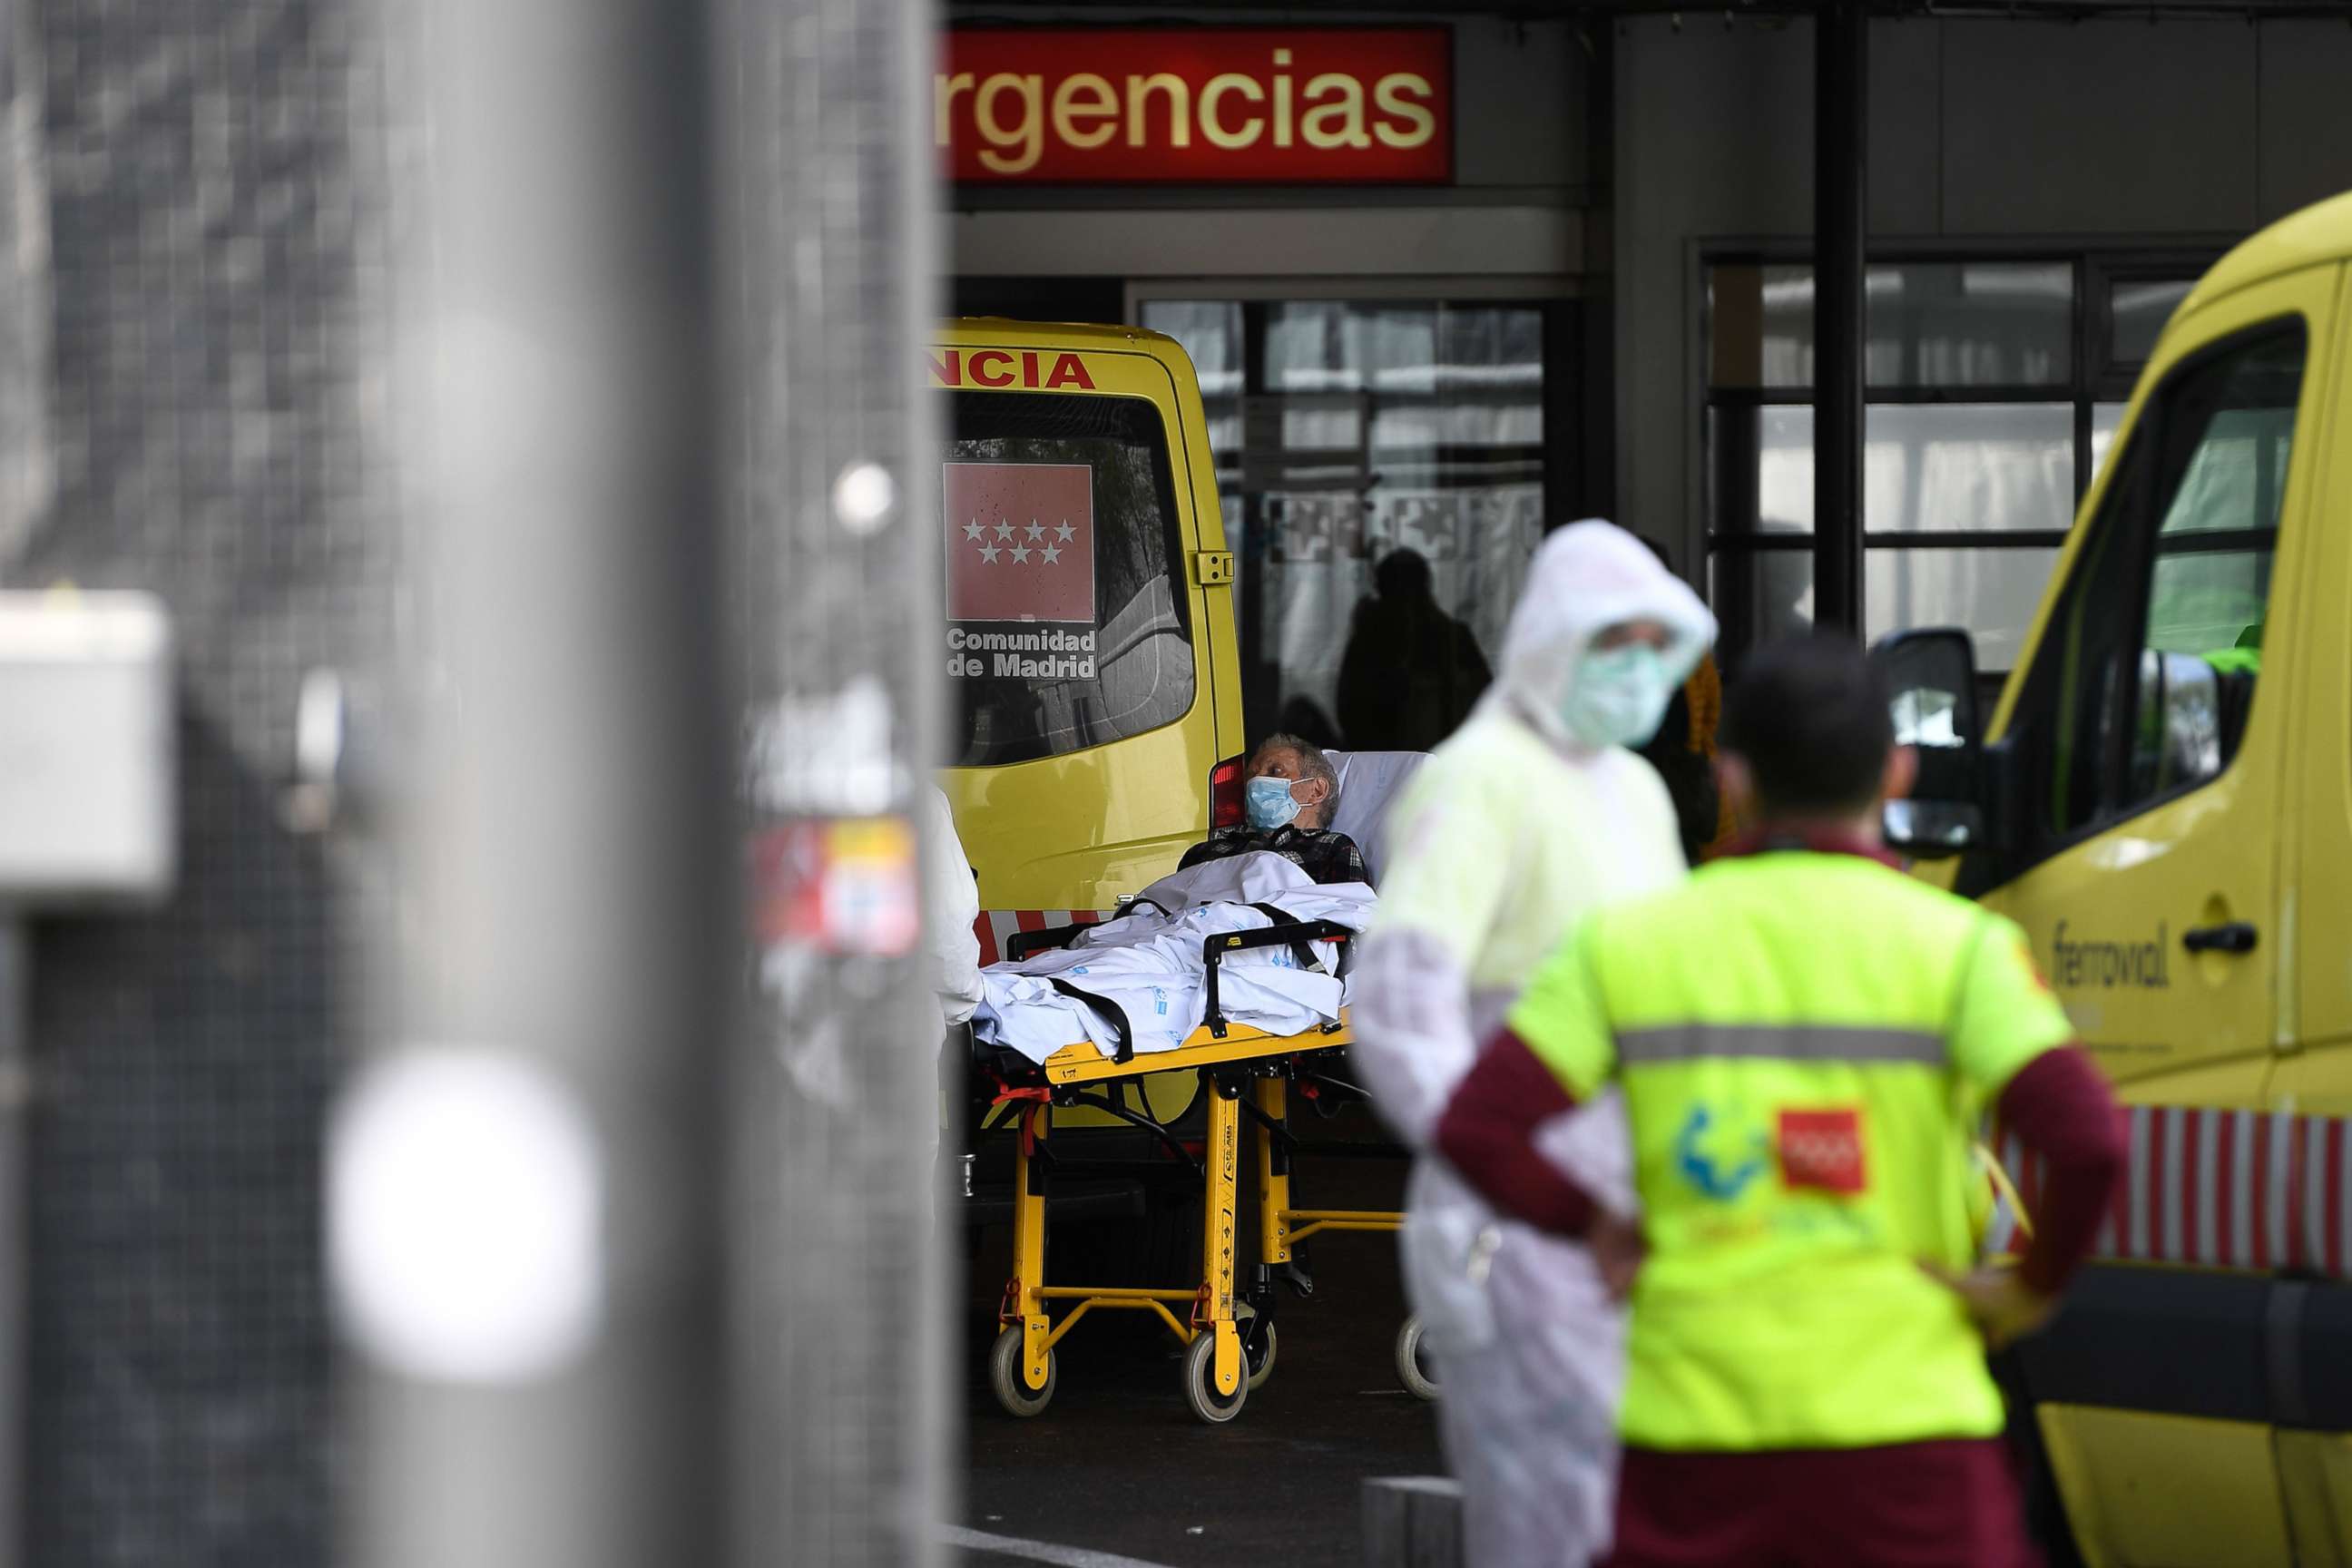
top-left (1779, 1108), bottom-right (1867, 1194)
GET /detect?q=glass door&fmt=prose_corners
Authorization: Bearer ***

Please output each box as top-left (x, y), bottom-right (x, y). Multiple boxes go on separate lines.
top-left (1141, 297), bottom-right (1557, 750)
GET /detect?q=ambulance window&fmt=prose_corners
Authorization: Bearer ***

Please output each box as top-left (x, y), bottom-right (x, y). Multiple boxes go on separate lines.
top-left (2034, 447), bottom-right (2151, 838)
top-left (938, 390), bottom-right (1196, 766)
top-left (2009, 323), bottom-right (2302, 853)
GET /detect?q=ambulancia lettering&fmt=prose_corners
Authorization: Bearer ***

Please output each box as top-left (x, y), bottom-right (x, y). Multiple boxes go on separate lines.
top-left (927, 348), bottom-right (1097, 391)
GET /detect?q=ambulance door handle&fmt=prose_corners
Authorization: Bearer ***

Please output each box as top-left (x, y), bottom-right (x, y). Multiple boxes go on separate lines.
top-left (2182, 922), bottom-right (2259, 956)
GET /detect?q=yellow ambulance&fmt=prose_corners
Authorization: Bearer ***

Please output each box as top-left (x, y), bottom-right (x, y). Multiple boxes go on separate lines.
top-left (1880, 190), bottom-right (2352, 1564)
top-left (930, 321), bottom-right (1250, 1149)
top-left (930, 319), bottom-right (1248, 911)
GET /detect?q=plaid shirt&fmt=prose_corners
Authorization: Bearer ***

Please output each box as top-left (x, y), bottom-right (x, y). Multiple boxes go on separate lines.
top-left (1179, 825), bottom-right (1371, 887)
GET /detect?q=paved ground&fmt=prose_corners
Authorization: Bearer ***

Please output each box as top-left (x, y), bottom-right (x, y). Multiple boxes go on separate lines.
top-left (952, 1136), bottom-right (1441, 1568)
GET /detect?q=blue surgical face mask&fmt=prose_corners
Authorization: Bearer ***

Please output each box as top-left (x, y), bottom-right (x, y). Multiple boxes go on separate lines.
top-left (1562, 643), bottom-right (1678, 749)
top-left (1245, 774), bottom-right (1303, 830)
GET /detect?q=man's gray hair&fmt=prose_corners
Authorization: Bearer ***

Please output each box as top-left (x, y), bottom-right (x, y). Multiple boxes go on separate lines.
top-left (1255, 732), bottom-right (1339, 818)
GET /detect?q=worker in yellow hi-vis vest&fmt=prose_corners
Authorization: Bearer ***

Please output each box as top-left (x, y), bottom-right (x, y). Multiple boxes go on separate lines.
top-left (1352, 521), bottom-right (1715, 1568)
top-left (1436, 633), bottom-right (2126, 1567)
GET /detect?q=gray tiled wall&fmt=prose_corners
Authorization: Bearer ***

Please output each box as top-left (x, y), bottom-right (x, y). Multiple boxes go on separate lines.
top-left (15, 1), bottom-right (391, 1562)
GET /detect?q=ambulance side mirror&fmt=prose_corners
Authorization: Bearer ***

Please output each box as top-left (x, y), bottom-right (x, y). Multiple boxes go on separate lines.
top-left (1871, 628), bottom-right (1983, 859)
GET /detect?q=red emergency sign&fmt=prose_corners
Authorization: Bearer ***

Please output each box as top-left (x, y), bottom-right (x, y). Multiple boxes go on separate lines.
top-left (938, 28), bottom-right (1452, 184)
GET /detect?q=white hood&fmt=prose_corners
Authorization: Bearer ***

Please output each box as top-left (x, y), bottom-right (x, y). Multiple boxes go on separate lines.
top-left (1490, 519), bottom-right (1717, 750)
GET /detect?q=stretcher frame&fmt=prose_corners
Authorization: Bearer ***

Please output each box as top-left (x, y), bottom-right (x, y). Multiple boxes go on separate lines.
top-left (980, 916), bottom-right (1405, 1425)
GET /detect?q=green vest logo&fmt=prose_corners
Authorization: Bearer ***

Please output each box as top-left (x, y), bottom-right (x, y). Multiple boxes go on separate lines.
top-left (1674, 1104), bottom-right (1769, 1202)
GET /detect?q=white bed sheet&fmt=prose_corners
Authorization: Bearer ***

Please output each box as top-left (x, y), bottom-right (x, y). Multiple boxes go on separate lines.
top-left (972, 853), bottom-right (1377, 1066)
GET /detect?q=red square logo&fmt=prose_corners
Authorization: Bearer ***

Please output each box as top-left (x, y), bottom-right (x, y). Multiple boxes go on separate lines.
top-left (1779, 1108), bottom-right (1867, 1194)
top-left (943, 462), bottom-right (1097, 625)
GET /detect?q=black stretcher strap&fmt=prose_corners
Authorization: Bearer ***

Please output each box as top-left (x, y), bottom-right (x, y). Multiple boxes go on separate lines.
top-left (1048, 976), bottom-right (1135, 1065)
top-left (1200, 910), bottom-right (1357, 1037)
top-left (1245, 902), bottom-right (1327, 973)
top-left (1004, 900), bottom-right (1176, 963)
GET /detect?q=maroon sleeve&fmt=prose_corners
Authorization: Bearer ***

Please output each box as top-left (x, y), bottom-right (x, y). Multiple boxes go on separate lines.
top-left (1996, 1045), bottom-right (2128, 1295)
top-left (1433, 1028), bottom-right (1597, 1238)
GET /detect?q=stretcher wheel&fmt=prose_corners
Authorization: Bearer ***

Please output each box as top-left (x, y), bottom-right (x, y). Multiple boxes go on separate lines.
top-left (1246, 1322), bottom-right (1278, 1392)
top-left (988, 1328), bottom-right (1057, 1418)
top-left (1182, 1328), bottom-right (1249, 1425)
top-left (1395, 1316), bottom-right (1438, 1402)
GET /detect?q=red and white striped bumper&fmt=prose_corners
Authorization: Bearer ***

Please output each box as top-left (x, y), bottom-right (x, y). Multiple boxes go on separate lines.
top-left (1990, 1106), bottom-right (2352, 1279)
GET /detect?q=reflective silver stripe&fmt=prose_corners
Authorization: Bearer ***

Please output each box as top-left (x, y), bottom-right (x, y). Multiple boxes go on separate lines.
top-left (2268, 1110), bottom-right (2293, 1269)
top-left (2231, 1108), bottom-right (2256, 1271)
top-left (2195, 1109), bottom-right (2220, 1267)
top-left (2161, 1106), bottom-right (2188, 1263)
top-left (1614, 1024), bottom-right (1945, 1067)
top-left (2307, 1117), bottom-right (2328, 1272)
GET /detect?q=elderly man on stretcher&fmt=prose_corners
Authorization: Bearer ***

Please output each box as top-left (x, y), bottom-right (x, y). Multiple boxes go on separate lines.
top-left (1178, 735), bottom-right (1371, 887)
top-left (966, 742), bottom-right (1429, 1423)
top-left (969, 731), bottom-right (1388, 1068)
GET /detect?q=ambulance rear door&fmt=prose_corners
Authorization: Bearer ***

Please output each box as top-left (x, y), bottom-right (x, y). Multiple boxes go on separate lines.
top-left (931, 329), bottom-right (1238, 913)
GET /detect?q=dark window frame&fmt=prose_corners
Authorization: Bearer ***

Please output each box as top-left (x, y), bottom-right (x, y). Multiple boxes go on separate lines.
top-left (941, 387), bottom-right (1200, 768)
top-left (1701, 243), bottom-right (2225, 665)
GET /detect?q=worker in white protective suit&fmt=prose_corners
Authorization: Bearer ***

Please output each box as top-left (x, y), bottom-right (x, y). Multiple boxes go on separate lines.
top-left (1351, 520), bottom-right (1715, 1568)
top-left (926, 785), bottom-right (985, 1220)
top-left (924, 783), bottom-right (985, 1034)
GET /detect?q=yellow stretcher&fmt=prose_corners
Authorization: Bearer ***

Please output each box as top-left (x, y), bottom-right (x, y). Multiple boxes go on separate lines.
top-left (979, 914), bottom-right (1407, 1426)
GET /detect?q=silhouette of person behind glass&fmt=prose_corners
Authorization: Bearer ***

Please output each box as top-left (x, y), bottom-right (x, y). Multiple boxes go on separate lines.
top-left (1337, 548), bottom-right (1493, 753)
